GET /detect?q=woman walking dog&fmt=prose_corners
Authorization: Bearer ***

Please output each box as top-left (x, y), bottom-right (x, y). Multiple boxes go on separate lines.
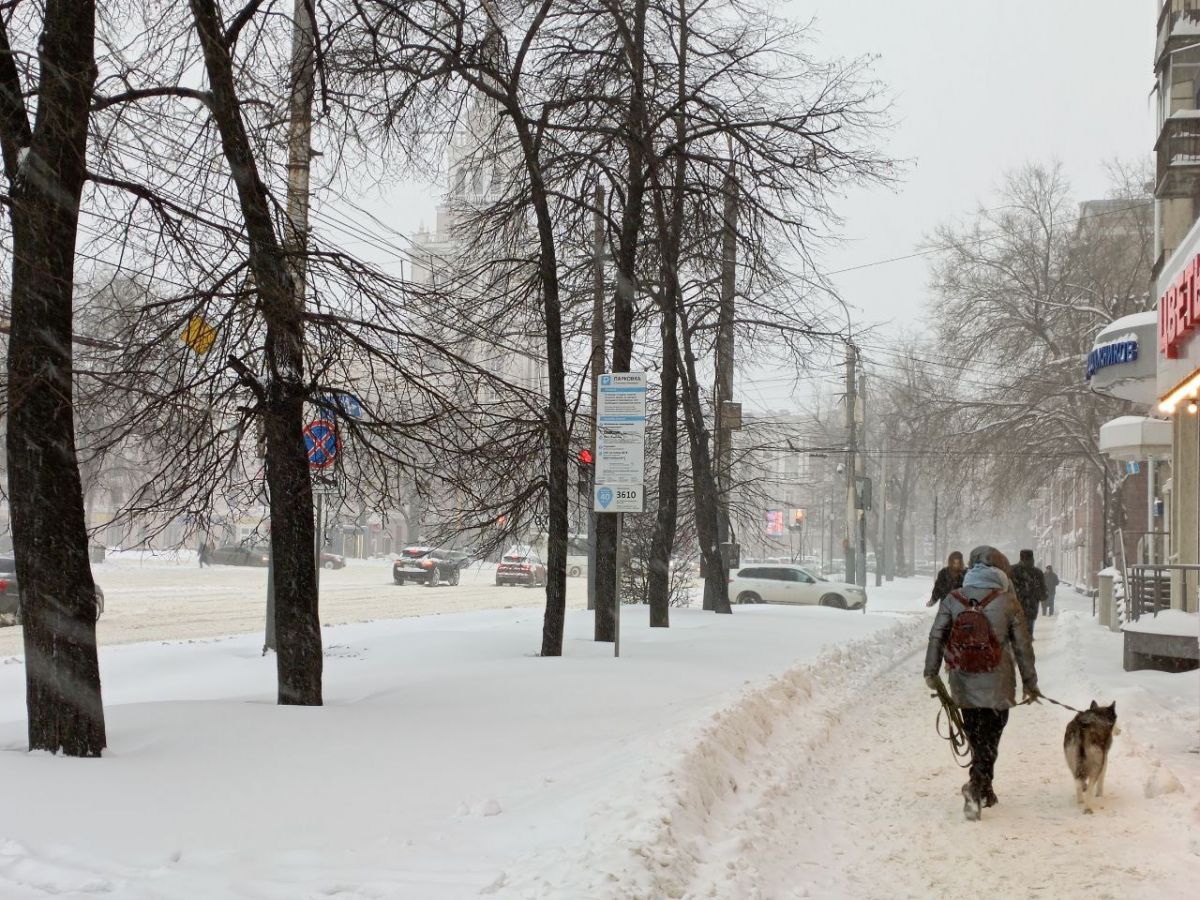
top-left (924, 545), bottom-right (1040, 821)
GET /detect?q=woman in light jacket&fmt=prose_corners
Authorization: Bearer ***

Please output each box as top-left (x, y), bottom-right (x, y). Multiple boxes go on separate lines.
top-left (924, 546), bottom-right (1039, 820)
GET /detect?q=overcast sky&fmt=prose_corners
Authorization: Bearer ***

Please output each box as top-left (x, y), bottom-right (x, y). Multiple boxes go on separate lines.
top-left (344, 1), bottom-right (1157, 411)
top-left (799, 0), bottom-right (1154, 334)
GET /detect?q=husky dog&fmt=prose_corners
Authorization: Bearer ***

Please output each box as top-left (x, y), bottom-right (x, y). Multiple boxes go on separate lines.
top-left (1063, 701), bottom-right (1120, 814)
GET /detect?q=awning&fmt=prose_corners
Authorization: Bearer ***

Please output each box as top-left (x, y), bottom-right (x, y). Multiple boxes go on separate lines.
top-left (1098, 416), bottom-right (1173, 462)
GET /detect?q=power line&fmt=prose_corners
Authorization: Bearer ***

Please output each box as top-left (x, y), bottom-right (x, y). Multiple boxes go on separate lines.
top-left (824, 199), bottom-right (1150, 278)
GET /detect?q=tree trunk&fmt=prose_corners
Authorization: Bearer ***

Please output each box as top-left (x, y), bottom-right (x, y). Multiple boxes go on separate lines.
top-left (507, 125), bottom-right (570, 657)
top-left (675, 314), bottom-right (731, 614)
top-left (0, 1), bottom-right (106, 756)
top-left (647, 309), bottom-right (678, 627)
top-left (190, 0), bottom-right (321, 704)
top-left (646, 8), bottom-right (686, 629)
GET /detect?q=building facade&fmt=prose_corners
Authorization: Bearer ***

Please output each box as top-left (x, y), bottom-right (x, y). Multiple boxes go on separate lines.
top-left (1152, 0), bottom-right (1200, 614)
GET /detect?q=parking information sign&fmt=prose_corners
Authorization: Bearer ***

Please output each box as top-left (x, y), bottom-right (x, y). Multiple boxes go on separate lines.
top-left (594, 372), bottom-right (647, 513)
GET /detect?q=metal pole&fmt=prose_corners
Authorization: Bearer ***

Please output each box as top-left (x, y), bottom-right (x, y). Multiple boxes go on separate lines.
top-left (265, 0), bottom-right (315, 651)
top-left (877, 434), bottom-right (887, 587)
top-left (844, 344), bottom-right (857, 583)
top-left (314, 492), bottom-right (323, 591)
top-left (711, 159), bottom-right (737, 604)
top-left (588, 182), bottom-right (605, 612)
top-left (614, 512), bottom-right (623, 658)
top-left (1147, 458), bottom-right (1155, 564)
top-left (855, 374), bottom-right (867, 588)
top-left (933, 493), bottom-right (939, 569)
top-left (264, 556), bottom-right (276, 654)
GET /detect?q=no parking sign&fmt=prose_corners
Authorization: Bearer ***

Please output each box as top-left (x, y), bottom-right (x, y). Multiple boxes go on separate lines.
top-left (303, 419), bottom-right (339, 470)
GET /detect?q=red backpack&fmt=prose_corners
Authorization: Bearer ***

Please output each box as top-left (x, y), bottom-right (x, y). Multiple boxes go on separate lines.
top-left (944, 589), bottom-right (1004, 673)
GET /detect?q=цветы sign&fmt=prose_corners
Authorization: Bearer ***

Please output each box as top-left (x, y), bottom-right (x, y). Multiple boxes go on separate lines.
top-left (1160, 253), bottom-right (1200, 358)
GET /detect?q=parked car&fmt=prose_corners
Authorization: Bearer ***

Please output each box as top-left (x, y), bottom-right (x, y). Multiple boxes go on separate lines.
top-left (0, 556), bottom-right (105, 623)
top-left (729, 564), bottom-right (866, 610)
top-left (208, 544), bottom-right (270, 567)
top-left (320, 552), bottom-right (346, 570)
top-left (495, 546), bottom-right (547, 587)
top-left (393, 546), bottom-right (468, 586)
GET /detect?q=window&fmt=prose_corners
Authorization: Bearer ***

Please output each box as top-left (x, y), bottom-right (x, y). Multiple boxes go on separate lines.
top-left (750, 568), bottom-right (784, 581)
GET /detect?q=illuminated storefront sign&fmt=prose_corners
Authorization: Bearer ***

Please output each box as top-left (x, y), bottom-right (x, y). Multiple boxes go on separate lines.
top-left (1159, 253), bottom-right (1200, 359)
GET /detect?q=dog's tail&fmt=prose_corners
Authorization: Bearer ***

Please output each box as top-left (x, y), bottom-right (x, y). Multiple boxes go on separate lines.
top-left (1064, 725), bottom-right (1088, 780)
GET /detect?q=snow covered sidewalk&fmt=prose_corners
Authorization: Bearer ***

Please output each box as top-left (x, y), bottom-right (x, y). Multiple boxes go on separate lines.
top-left (619, 591), bottom-right (1199, 900)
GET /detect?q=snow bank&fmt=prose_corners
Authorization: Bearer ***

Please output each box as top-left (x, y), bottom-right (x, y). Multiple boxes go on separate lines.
top-left (496, 612), bottom-right (929, 898)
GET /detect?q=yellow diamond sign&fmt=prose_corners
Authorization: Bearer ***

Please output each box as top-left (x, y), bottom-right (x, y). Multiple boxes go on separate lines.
top-left (181, 316), bottom-right (217, 355)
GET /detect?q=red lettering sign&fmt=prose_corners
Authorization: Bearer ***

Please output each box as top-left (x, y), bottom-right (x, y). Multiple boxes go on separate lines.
top-left (1160, 251), bottom-right (1200, 358)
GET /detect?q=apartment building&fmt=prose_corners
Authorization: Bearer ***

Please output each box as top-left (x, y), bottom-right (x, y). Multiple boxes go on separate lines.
top-left (1151, 1), bottom-right (1200, 614)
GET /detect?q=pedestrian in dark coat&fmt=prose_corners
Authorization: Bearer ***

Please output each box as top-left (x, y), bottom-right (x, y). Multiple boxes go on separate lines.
top-left (925, 545), bottom-right (1039, 820)
top-left (927, 550), bottom-right (965, 607)
top-left (198, 539), bottom-right (211, 568)
top-left (1043, 565), bottom-right (1059, 616)
top-left (1010, 549), bottom-right (1046, 639)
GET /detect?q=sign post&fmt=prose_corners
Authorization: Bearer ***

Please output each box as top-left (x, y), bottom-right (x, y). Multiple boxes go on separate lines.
top-left (303, 418), bottom-right (340, 591)
top-left (594, 372), bottom-right (647, 658)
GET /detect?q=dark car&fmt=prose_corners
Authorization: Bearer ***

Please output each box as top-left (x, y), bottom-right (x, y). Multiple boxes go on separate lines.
top-left (208, 544), bottom-right (271, 567)
top-left (495, 546), bottom-right (547, 587)
top-left (320, 552), bottom-right (346, 570)
top-left (0, 556), bottom-right (105, 623)
top-left (393, 546), bottom-right (469, 586)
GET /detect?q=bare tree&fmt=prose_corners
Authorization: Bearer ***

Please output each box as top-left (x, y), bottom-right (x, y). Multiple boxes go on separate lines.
top-left (0, 0), bottom-right (106, 755)
top-left (926, 162), bottom-right (1153, 556)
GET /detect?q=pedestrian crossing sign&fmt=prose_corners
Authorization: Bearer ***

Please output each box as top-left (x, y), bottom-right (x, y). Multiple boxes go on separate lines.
top-left (181, 316), bottom-right (217, 355)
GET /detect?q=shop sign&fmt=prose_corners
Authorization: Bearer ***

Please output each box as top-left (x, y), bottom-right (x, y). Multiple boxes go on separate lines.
top-left (1159, 253), bottom-right (1200, 358)
top-left (1086, 335), bottom-right (1138, 378)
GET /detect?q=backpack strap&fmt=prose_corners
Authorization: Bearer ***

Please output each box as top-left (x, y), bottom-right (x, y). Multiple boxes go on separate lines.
top-left (950, 588), bottom-right (1003, 608)
top-left (974, 588), bottom-right (1003, 608)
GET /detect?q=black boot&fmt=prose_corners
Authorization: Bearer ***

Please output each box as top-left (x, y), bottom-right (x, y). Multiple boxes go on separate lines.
top-left (982, 787), bottom-right (998, 808)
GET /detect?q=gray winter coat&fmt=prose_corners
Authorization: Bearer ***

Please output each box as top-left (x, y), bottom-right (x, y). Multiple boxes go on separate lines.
top-left (923, 564), bottom-right (1038, 710)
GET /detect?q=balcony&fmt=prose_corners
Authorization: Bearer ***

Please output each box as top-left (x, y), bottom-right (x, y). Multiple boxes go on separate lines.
top-left (1157, 2), bottom-right (1200, 65)
top-left (1155, 113), bottom-right (1200, 199)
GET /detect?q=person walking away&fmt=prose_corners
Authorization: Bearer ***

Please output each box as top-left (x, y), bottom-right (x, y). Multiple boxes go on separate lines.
top-left (1010, 549), bottom-right (1047, 639)
top-left (924, 545), bottom-right (1039, 821)
top-left (198, 539), bottom-right (210, 569)
top-left (927, 550), bottom-right (966, 607)
top-left (1043, 565), bottom-right (1059, 616)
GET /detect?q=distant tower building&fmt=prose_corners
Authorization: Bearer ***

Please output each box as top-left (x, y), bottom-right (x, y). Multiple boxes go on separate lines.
top-left (409, 100), bottom-right (545, 397)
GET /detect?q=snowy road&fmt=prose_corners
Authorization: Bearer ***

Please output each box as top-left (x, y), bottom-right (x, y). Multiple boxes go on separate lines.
top-left (0, 556), bottom-right (586, 657)
top-left (655, 596), bottom-right (1198, 900)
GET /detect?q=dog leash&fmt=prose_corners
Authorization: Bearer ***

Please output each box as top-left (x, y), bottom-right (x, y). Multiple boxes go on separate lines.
top-left (932, 682), bottom-right (1082, 767)
top-left (928, 677), bottom-right (972, 768)
top-left (1020, 693), bottom-right (1082, 713)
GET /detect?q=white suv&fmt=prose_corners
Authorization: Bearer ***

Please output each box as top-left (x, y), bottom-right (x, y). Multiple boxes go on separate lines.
top-left (730, 564), bottom-right (866, 610)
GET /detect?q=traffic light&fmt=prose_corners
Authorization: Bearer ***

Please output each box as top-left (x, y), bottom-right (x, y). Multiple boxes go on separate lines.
top-left (577, 448), bottom-right (594, 494)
